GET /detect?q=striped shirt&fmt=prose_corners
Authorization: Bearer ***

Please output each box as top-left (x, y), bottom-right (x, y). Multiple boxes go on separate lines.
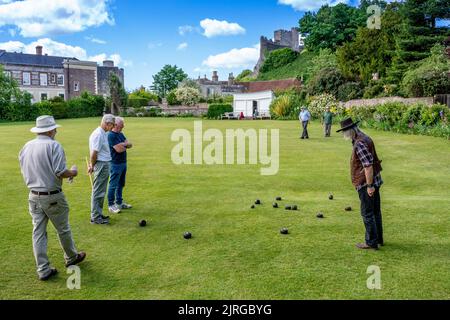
top-left (19, 135), bottom-right (67, 192)
top-left (354, 139), bottom-right (383, 191)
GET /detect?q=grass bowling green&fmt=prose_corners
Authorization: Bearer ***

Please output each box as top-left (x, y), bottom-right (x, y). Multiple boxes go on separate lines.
top-left (0, 118), bottom-right (449, 299)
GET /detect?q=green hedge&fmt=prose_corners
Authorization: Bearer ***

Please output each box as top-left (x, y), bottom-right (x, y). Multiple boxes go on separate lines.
top-left (346, 102), bottom-right (450, 139)
top-left (207, 103), bottom-right (233, 119)
top-left (128, 97), bottom-right (149, 109)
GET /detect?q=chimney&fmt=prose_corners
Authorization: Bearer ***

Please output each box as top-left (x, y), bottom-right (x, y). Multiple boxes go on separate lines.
top-left (212, 71), bottom-right (219, 82)
top-left (36, 46), bottom-right (43, 56)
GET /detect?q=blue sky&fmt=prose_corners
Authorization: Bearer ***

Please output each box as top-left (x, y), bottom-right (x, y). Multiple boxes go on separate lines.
top-left (0, 0), bottom-right (446, 91)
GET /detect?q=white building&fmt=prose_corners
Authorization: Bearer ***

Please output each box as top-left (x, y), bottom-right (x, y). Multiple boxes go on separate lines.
top-left (233, 91), bottom-right (274, 118)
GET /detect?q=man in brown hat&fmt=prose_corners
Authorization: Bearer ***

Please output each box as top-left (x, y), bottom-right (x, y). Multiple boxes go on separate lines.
top-left (337, 118), bottom-right (384, 250)
top-left (19, 116), bottom-right (86, 281)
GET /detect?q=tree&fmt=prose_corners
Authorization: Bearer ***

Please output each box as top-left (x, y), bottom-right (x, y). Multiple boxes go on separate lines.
top-left (402, 44), bottom-right (450, 97)
top-left (109, 73), bottom-right (128, 115)
top-left (387, 0), bottom-right (450, 83)
top-left (151, 65), bottom-right (188, 98)
top-left (235, 69), bottom-right (253, 82)
top-left (299, 3), bottom-right (366, 51)
top-left (175, 87), bottom-right (201, 106)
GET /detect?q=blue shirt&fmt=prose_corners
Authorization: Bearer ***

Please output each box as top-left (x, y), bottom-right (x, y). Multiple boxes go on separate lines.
top-left (108, 131), bottom-right (127, 164)
top-left (299, 110), bottom-right (311, 122)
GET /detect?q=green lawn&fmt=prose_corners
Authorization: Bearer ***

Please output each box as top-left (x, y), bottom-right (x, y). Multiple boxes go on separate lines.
top-left (0, 118), bottom-right (449, 300)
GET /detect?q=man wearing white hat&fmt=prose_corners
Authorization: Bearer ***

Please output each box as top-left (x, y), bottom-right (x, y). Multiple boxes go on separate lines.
top-left (19, 116), bottom-right (86, 281)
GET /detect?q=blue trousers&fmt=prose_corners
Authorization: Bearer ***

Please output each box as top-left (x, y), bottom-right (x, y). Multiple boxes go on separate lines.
top-left (108, 163), bottom-right (127, 206)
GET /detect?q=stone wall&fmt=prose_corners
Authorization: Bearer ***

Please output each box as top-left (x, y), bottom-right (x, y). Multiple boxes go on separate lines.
top-left (160, 104), bottom-right (209, 116)
top-left (342, 96), bottom-right (435, 108)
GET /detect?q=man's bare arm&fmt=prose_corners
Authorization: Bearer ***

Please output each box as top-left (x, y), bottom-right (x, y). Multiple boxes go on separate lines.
top-left (113, 143), bottom-right (127, 154)
top-left (364, 166), bottom-right (374, 186)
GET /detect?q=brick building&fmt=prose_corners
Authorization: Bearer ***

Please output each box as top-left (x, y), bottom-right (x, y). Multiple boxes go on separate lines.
top-left (0, 46), bottom-right (124, 103)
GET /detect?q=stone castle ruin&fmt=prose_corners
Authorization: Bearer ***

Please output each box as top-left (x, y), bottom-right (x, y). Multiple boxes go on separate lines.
top-left (253, 28), bottom-right (305, 75)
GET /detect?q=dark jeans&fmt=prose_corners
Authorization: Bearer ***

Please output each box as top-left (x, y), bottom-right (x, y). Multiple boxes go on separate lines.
top-left (301, 121), bottom-right (309, 138)
top-left (108, 163), bottom-right (127, 206)
top-left (358, 186), bottom-right (383, 248)
top-left (324, 123), bottom-right (332, 137)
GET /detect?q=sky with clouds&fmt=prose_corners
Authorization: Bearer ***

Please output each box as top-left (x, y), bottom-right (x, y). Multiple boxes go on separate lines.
top-left (0, 0), bottom-right (444, 91)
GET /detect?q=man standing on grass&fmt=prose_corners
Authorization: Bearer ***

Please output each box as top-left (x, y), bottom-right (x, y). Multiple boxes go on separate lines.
top-left (299, 106), bottom-right (311, 139)
top-left (88, 114), bottom-right (116, 225)
top-left (19, 116), bottom-right (86, 281)
top-left (323, 107), bottom-right (333, 137)
top-left (107, 117), bottom-right (133, 213)
top-left (338, 118), bottom-right (384, 250)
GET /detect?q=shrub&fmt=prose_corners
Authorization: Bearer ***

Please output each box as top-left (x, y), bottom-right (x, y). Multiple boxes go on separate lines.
top-left (166, 90), bottom-right (180, 105)
top-left (207, 103), bottom-right (233, 119)
top-left (363, 81), bottom-right (386, 99)
top-left (128, 97), bottom-right (150, 109)
top-left (260, 48), bottom-right (299, 73)
top-left (270, 94), bottom-right (304, 119)
top-left (402, 45), bottom-right (450, 97)
top-left (337, 82), bottom-right (364, 101)
top-left (307, 67), bottom-right (345, 97)
top-left (308, 94), bottom-right (344, 120)
top-left (175, 87), bottom-right (201, 106)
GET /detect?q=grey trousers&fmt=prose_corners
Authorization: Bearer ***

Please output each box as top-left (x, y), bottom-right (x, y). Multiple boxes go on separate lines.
top-left (324, 124), bottom-right (332, 137)
top-left (91, 161), bottom-right (110, 221)
top-left (28, 192), bottom-right (78, 278)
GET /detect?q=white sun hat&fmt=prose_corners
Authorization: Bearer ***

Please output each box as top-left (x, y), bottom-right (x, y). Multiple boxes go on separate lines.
top-left (30, 115), bottom-right (61, 133)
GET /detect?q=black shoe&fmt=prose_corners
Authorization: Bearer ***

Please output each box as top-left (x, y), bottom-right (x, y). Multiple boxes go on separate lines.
top-left (300, 137), bottom-right (305, 139)
top-left (101, 215), bottom-right (110, 220)
top-left (66, 252), bottom-right (86, 268)
top-left (91, 218), bottom-right (110, 225)
top-left (39, 268), bottom-right (58, 281)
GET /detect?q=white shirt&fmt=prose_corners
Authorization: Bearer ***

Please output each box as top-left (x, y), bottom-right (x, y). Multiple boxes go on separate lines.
top-left (19, 136), bottom-right (67, 192)
top-left (89, 127), bottom-right (112, 162)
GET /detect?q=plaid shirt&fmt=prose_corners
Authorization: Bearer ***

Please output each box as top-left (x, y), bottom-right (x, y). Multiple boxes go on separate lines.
top-left (353, 139), bottom-right (383, 191)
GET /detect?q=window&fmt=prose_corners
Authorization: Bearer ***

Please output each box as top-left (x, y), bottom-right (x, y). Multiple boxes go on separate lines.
top-left (74, 81), bottom-right (80, 92)
top-left (50, 74), bottom-right (56, 85)
top-left (23, 72), bottom-right (31, 86)
top-left (3, 71), bottom-right (11, 78)
top-left (40, 73), bottom-right (48, 86)
top-left (57, 74), bottom-right (64, 86)
top-left (40, 93), bottom-right (48, 101)
top-left (59, 93), bottom-right (65, 99)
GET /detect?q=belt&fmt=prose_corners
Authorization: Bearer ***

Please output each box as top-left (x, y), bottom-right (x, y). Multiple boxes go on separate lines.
top-left (31, 189), bottom-right (62, 196)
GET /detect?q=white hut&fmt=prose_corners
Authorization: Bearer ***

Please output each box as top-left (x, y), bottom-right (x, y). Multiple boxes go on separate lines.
top-left (233, 91), bottom-right (274, 118)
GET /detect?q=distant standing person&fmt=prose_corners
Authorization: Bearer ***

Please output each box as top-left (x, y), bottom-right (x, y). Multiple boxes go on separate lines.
top-left (88, 114), bottom-right (116, 224)
top-left (107, 117), bottom-right (133, 213)
top-left (323, 107), bottom-right (333, 137)
top-left (19, 116), bottom-right (86, 281)
top-left (299, 106), bottom-right (311, 139)
top-left (337, 118), bottom-right (384, 250)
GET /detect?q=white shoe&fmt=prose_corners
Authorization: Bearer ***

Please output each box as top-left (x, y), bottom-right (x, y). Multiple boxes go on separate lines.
top-left (108, 205), bottom-right (121, 214)
top-left (119, 202), bottom-right (132, 209)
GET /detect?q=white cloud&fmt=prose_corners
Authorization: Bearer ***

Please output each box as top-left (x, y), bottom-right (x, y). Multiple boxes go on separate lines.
top-left (177, 42), bottom-right (188, 51)
top-left (202, 44), bottom-right (259, 69)
top-left (0, 0), bottom-right (114, 37)
top-left (278, 0), bottom-right (349, 11)
top-left (8, 28), bottom-right (15, 37)
top-left (200, 19), bottom-right (246, 38)
top-left (0, 38), bottom-right (131, 67)
top-left (178, 25), bottom-right (198, 36)
top-left (85, 36), bottom-right (107, 45)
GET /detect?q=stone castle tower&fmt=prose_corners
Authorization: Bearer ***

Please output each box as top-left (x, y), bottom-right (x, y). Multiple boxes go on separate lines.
top-left (253, 27), bottom-right (304, 75)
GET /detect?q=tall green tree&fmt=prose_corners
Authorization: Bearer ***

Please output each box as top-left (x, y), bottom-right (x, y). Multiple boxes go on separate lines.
top-left (299, 3), bottom-right (366, 51)
top-left (109, 73), bottom-right (128, 115)
top-left (387, 0), bottom-right (450, 83)
top-left (151, 65), bottom-right (188, 98)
